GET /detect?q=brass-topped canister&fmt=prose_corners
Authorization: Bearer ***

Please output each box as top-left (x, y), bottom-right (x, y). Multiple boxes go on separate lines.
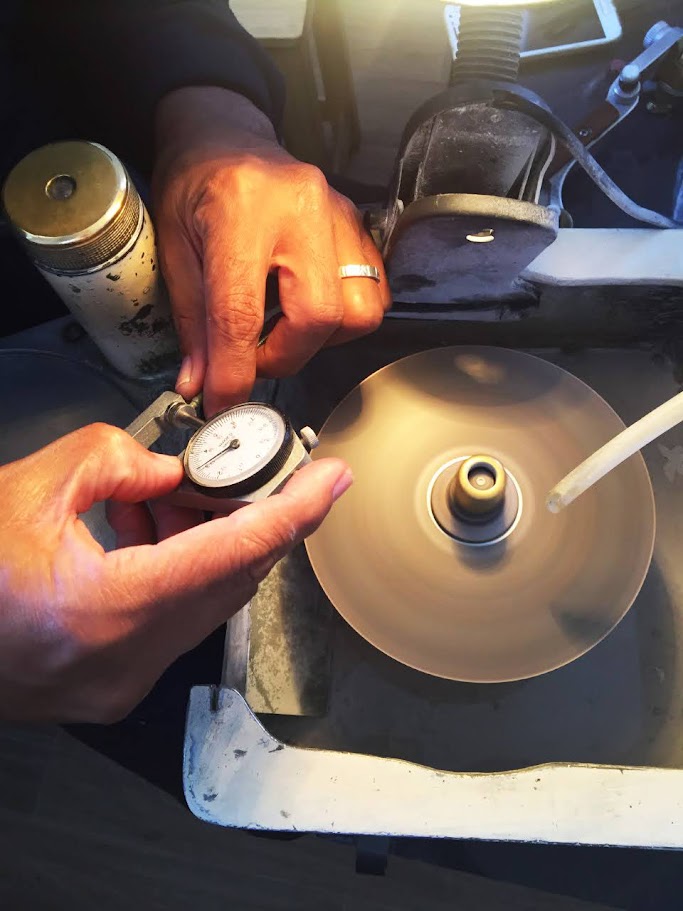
top-left (3, 141), bottom-right (138, 274)
top-left (2, 141), bottom-right (178, 378)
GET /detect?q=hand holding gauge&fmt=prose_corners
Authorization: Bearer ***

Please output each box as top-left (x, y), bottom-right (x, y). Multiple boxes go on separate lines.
top-left (0, 415), bottom-right (349, 723)
top-left (126, 393), bottom-right (318, 511)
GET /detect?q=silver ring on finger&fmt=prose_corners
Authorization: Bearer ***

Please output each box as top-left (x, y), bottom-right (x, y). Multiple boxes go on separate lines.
top-left (339, 264), bottom-right (381, 282)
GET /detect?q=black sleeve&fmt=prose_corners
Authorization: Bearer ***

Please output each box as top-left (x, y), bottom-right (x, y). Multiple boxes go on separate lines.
top-left (17, 1), bottom-right (286, 174)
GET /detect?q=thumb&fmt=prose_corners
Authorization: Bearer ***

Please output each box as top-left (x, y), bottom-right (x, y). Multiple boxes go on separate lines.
top-left (54, 423), bottom-right (184, 514)
top-left (124, 457), bottom-right (353, 607)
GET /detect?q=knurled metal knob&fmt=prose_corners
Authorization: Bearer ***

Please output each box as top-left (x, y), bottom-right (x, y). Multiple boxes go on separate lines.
top-left (448, 455), bottom-right (507, 518)
top-left (300, 427), bottom-right (319, 452)
top-left (2, 140), bottom-right (141, 274)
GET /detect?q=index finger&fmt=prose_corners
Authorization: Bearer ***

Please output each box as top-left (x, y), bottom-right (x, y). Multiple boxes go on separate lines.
top-left (202, 226), bottom-right (273, 415)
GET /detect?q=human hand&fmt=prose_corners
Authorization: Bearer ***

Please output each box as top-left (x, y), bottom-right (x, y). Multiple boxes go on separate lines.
top-left (0, 424), bottom-right (351, 723)
top-left (153, 86), bottom-right (391, 415)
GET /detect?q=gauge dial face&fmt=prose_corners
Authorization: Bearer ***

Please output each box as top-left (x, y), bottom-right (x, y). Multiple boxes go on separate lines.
top-left (185, 404), bottom-right (287, 489)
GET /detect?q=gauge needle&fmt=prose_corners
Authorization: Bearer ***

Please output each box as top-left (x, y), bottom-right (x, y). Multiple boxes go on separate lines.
top-left (197, 438), bottom-right (240, 471)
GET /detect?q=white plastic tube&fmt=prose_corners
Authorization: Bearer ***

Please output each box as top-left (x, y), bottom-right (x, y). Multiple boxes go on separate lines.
top-left (547, 389), bottom-right (683, 513)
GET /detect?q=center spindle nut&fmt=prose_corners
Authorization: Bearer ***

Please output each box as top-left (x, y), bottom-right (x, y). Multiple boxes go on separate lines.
top-left (429, 453), bottom-right (521, 546)
top-left (448, 455), bottom-right (506, 520)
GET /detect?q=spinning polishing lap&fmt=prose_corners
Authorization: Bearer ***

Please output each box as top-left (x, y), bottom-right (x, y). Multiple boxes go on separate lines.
top-left (305, 347), bottom-right (655, 682)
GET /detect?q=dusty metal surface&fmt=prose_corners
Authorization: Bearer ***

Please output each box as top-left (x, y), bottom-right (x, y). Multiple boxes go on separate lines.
top-left (222, 606), bottom-right (251, 695)
top-left (246, 546), bottom-right (333, 716)
top-left (386, 196), bottom-right (558, 306)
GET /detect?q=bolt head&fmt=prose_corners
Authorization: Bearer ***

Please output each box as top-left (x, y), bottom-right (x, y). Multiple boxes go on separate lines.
top-left (300, 427), bottom-right (319, 452)
top-left (619, 63), bottom-right (640, 89)
top-left (644, 21), bottom-right (670, 49)
top-left (465, 228), bottom-right (495, 244)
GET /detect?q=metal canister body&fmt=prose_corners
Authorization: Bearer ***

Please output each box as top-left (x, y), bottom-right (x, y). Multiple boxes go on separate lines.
top-left (2, 141), bottom-right (179, 378)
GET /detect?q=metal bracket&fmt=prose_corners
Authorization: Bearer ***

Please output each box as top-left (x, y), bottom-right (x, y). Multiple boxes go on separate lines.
top-left (125, 390), bottom-right (203, 449)
top-left (184, 686), bottom-right (683, 847)
top-left (550, 21), bottom-right (683, 211)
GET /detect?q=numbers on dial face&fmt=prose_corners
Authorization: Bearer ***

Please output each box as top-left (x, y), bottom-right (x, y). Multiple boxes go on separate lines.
top-left (186, 404), bottom-right (286, 488)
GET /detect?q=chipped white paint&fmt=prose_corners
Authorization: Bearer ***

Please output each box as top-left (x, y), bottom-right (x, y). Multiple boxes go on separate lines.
top-left (184, 687), bottom-right (683, 845)
top-left (38, 206), bottom-right (179, 378)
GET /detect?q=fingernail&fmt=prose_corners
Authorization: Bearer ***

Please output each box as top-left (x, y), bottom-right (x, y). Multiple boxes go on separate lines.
top-left (332, 468), bottom-right (354, 502)
top-left (176, 355), bottom-right (192, 391)
top-left (154, 453), bottom-right (184, 471)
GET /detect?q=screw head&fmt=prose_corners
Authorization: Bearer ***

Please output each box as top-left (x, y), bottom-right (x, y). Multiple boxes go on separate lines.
top-left (619, 63), bottom-right (640, 90)
top-left (465, 228), bottom-right (495, 244)
top-left (300, 427), bottom-right (319, 452)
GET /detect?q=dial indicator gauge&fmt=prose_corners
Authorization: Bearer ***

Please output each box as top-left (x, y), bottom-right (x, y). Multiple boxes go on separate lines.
top-left (184, 403), bottom-right (292, 492)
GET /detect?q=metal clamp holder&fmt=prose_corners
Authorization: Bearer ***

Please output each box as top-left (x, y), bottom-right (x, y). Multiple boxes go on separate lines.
top-left (550, 21), bottom-right (683, 211)
top-left (125, 390), bottom-right (204, 449)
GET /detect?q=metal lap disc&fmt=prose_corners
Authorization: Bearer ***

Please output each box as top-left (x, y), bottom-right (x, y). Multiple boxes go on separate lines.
top-left (305, 347), bottom-right (655, 683)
